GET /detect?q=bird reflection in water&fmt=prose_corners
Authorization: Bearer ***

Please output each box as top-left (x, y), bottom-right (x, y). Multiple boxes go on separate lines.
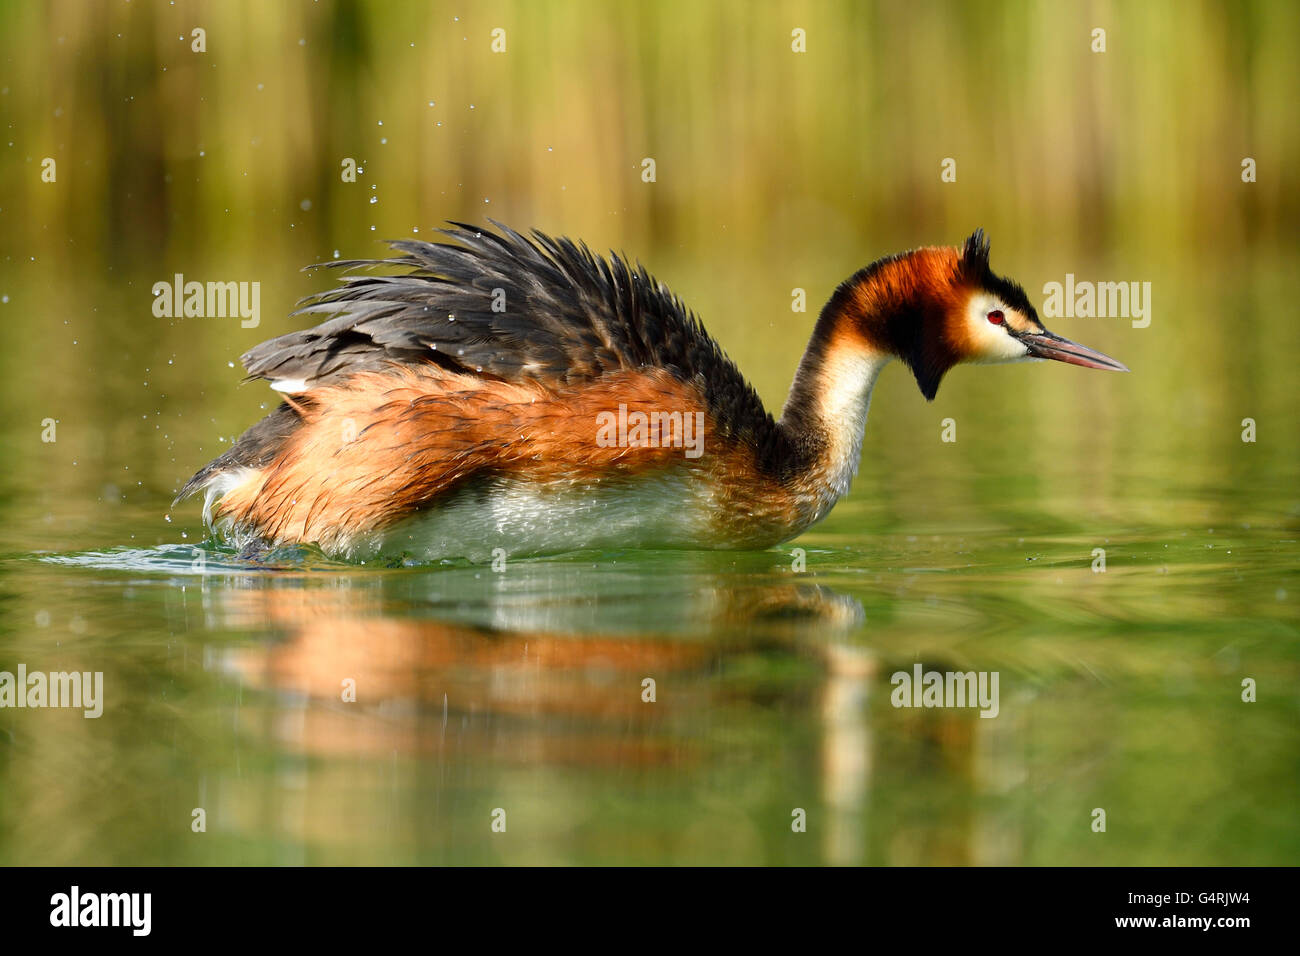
top-left (192, 559), bottom-right (1022, 865)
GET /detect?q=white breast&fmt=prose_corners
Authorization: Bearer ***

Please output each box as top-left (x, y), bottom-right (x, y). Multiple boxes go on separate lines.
top-left (360, 469), bottom-right (720, 562)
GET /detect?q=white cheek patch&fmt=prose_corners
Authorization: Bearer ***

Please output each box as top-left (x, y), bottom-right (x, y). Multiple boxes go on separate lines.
top-left (965, 294), bottom-right (1031, 364)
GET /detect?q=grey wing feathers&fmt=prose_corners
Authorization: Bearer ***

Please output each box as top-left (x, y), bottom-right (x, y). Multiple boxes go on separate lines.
top-left (244, 221), bottom-right (655, 387)
top-left (238, 220), bottom-right (778, 446)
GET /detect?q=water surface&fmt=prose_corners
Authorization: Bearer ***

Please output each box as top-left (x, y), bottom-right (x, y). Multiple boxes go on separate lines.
top-left (2, 448), bottom-right (1295, 864)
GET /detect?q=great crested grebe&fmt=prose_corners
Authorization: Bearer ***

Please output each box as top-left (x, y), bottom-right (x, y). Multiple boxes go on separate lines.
top-left (177, 223), bottom-right (1127, 562)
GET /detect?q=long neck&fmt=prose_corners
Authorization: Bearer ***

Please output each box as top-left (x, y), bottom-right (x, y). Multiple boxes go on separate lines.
top-left (778, 308), bottom-right (893, 520)
top-left (770, 250), bottom-right (960, 525)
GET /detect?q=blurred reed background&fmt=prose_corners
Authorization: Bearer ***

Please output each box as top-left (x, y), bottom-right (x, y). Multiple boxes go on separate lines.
top-left (0, 0), bottom-right (1295, 537)
top-left (4, 0), bottom-right (1296, 259)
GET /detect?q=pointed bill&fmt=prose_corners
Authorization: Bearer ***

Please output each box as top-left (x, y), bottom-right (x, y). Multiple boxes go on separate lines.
top-left (1018, 330), bottom-right (1129, 372)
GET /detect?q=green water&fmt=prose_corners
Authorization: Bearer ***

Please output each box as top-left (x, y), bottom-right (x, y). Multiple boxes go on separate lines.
top-left (1, 333), bottom-right (1296, 864)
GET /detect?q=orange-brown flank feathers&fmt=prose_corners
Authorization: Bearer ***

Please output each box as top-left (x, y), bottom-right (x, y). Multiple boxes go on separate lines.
top-left (214, 364), bottom-right (803, 554)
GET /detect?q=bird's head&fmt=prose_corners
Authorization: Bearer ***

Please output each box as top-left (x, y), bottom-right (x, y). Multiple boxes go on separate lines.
top-left (837, 229), bottom-right (1128, 399)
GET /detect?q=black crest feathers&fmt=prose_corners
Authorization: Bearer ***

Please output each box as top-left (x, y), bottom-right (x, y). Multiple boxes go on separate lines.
top-left (959, 228), bottom-right (1038, 324)
top-left (960, 228), bottom-right (990, 278)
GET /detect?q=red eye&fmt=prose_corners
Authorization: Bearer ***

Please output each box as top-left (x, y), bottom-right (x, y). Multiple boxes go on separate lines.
top-left (987, 310), bottom-right (1005, 325)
